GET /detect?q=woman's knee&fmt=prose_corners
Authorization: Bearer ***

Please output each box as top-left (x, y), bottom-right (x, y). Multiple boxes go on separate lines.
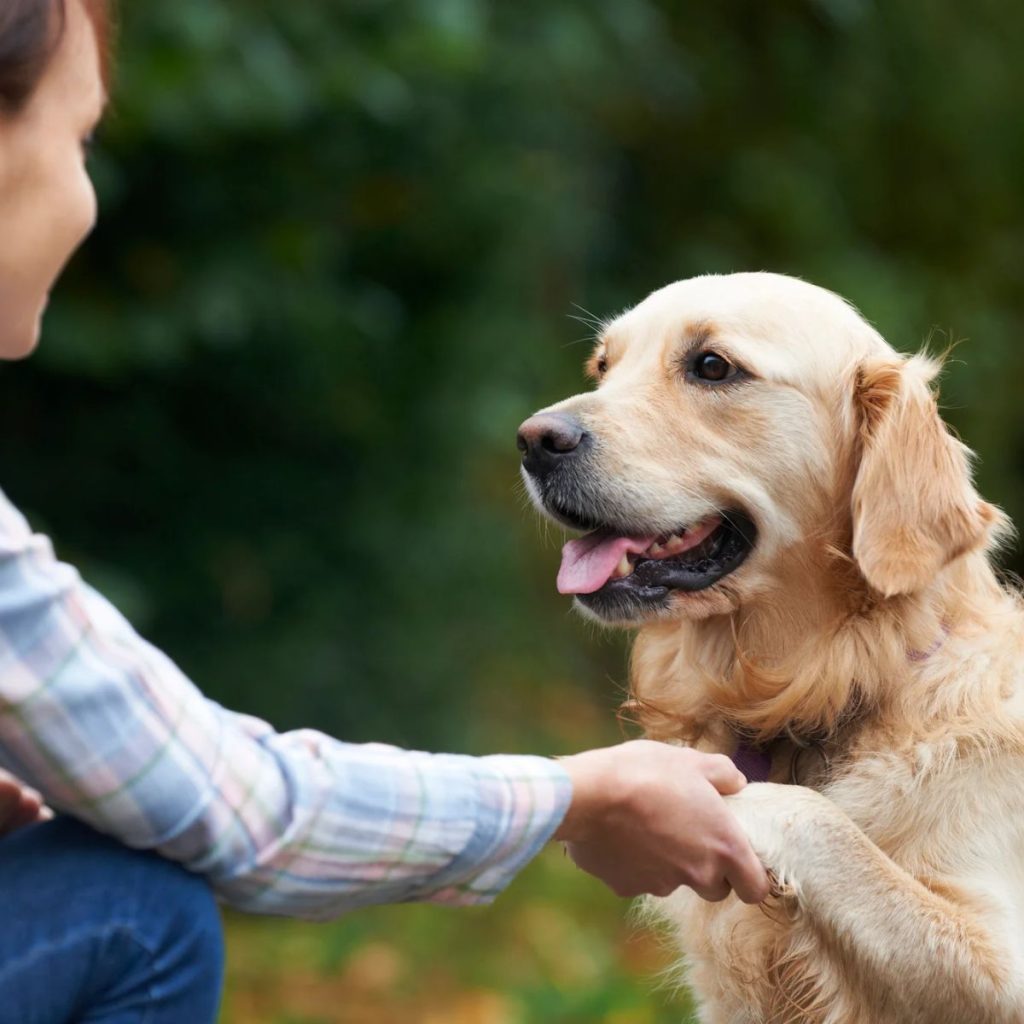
top-left (131, 851), bottom-right (225, 1017)
top-left (0, 816), bottom-right (224, 1022)
top-left (146, 846), bottom-right (224, 964)
top-left (63, 818), bottom-right (226, 1010)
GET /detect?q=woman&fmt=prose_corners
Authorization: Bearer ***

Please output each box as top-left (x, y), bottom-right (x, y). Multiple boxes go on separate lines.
top-left (0, 1), bottom-right (769, 1021)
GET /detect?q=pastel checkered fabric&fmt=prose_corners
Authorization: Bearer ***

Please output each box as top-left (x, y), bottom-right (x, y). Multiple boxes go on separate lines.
top-left (0, 487), bottom-right (572, 920)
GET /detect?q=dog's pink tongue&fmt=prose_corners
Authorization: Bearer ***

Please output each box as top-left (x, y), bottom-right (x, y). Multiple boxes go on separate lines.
top-left (557, 533), bottom-right (655, 595)
top-left (556, 516), bottom-right (724, 595)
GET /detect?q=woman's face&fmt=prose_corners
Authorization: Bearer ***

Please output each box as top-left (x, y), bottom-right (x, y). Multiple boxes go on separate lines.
top-left (0, 0), bottom-right (105, 359)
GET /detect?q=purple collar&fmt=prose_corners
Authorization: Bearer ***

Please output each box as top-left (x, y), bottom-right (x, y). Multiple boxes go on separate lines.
top-left (906, 621), bottom-right (951, 662)
top-left (732, 741), bottom-right (773, 783)
top-left (730, 624), bottom-right (951, 783)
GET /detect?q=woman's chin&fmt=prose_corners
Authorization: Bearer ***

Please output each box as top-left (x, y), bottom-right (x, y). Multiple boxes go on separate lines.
top-left (0, 315), bottom-right (43, 361)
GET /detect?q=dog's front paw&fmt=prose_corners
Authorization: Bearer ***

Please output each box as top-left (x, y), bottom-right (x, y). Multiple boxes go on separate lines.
top-left (725, 782), bottom-right (831, 892)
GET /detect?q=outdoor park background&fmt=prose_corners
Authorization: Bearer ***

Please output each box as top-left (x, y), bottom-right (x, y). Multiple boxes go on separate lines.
top-left (2, 0), bottom-right (1024, 1021)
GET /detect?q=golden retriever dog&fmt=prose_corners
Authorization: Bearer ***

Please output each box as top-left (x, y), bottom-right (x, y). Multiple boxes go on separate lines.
top-left (517, 272), bottom-right (1024, 1024)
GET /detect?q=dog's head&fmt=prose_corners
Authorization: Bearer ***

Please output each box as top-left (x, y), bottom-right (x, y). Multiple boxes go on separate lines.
top-left (519, 272), bottom-right (1002, 627)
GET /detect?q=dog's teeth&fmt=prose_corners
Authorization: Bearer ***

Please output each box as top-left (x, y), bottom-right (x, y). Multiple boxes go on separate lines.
top-left (664, 534), bottom-right (684, 554)
top-left (614, 554), bottom-right (632, 578)
top-left (649, 542), bottom-right (665, 556)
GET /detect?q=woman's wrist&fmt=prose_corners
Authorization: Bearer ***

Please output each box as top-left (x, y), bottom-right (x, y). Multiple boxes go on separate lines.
top-left (552, 747), bottom-right (627, 844)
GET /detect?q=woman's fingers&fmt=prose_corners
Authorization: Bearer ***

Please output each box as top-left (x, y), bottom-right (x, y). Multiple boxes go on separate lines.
top-left (698, 752), bottom-right (748, 795)
top-left (725, 842), bottom-right (772, 904)
top-left (0, 776), bottom-right (47, 836)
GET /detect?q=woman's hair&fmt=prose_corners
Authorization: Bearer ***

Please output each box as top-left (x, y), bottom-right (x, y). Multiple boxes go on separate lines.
top-left (0, 0), bottom-right (110, 111)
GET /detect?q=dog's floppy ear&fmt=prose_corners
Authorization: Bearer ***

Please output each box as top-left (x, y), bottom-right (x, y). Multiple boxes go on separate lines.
top-left (851, 354), bottom-right (999, 597)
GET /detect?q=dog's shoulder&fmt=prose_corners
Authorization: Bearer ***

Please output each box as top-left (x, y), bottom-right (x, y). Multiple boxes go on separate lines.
top-left (822, 716), bottom-right (1024, 870)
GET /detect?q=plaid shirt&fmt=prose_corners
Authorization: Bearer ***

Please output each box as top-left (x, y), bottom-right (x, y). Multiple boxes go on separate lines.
top-left (0, 487), bottom-right (571, 920)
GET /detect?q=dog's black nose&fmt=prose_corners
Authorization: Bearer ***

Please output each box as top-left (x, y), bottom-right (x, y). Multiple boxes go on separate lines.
top-left (517, 413), bottom-right (587, 478)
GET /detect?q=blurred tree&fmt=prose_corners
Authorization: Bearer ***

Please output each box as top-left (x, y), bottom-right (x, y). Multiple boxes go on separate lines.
top-left (1, 0), bottom-right (1022, 750)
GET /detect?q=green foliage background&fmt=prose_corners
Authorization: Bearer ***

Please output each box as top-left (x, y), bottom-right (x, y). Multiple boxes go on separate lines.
top-left (2, 0), bottom-right (1024, 1020)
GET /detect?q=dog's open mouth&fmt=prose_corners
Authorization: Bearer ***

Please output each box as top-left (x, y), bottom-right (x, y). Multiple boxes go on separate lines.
top-left (556, 511), bottom-right (756, 617)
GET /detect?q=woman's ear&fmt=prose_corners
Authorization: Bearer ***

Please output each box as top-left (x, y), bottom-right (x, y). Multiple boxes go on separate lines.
top-left (851, 354), bottom-right (1000, 597)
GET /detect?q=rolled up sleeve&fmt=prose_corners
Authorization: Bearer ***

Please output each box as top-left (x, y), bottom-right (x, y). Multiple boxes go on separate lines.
top-left (0, 489), bottom-right (571, 919)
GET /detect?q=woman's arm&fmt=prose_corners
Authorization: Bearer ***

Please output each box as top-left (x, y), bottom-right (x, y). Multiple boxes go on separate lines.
top-left (0, 488), bottom-right (570, 919)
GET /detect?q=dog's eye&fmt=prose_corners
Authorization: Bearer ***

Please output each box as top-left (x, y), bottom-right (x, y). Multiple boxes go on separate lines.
top-left (692, 352), bottom-right (736, 383)
top-left (597, 355), bottom-right (608, 376)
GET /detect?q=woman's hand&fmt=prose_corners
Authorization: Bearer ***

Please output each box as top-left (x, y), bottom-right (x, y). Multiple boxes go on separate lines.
top-left (0, 770), bottom-right (50, 837)
top-left (554, 739), bottom-right (770, 904)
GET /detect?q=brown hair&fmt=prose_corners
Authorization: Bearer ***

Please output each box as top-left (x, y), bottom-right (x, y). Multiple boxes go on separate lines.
top-left (0, 0), bottom-right (111, 111)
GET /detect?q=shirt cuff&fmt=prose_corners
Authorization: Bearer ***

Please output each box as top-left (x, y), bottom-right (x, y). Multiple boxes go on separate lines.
top-left (421, 754), bottom-right (573, 906)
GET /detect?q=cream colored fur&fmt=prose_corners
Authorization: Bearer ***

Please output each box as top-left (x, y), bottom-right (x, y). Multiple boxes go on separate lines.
top-left (532, 272), bottom-right (1024, 1023)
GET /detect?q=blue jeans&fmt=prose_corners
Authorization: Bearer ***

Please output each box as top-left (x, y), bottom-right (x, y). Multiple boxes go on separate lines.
top-left (0, 816), bottom-right (224, 1024)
